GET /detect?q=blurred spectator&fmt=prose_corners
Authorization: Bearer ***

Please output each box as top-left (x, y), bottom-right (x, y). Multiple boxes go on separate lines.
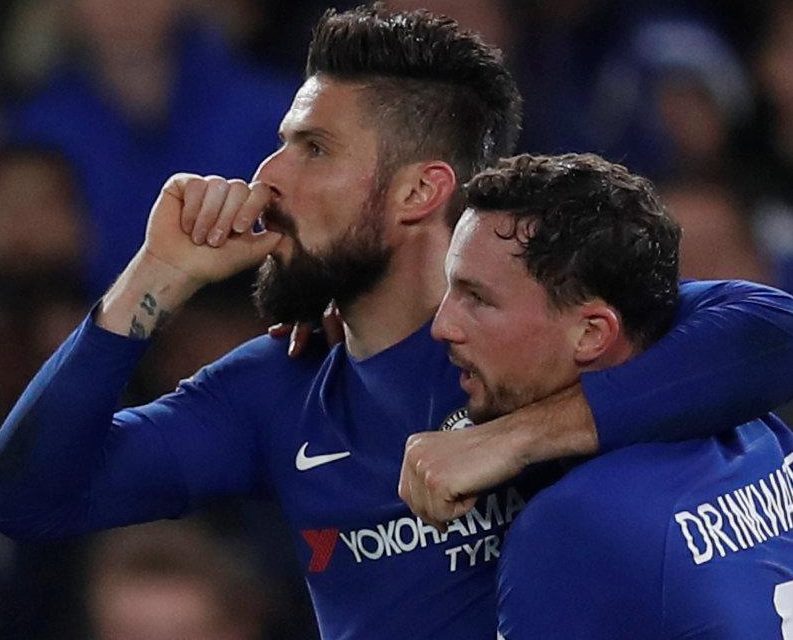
top-left (588, 13), bottom-right (753, 178)
top-left (0, 144), bottom-right (90, 418)
top-left (85, 521), bottom-right (268, 640)
top-left (662, 179), bottom-right (773, 283)
top-left (744, 0), bottom-right (793, 294)
top-left (0, 144), bottom-right (87, 280)
top-left (0, 145), bottom-right (89, 639)
top-left (4, 0), bottom-right (298, 297)
top-left (385, 0), bottom-right (516, 52)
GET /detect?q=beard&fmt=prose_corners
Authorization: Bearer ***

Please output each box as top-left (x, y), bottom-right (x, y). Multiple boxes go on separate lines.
top-left (253, 189), bottom-right (392, 324)
top-left (468, 380), bottom-right (537, 424)
top-left (467, 384), bottom-right (523, 424)
top-left (451, 348), bottom-right (532, 425)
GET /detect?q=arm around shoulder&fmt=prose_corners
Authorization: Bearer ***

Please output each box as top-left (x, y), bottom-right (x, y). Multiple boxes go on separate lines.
top-left (585, 279), bottom-right (793, 451)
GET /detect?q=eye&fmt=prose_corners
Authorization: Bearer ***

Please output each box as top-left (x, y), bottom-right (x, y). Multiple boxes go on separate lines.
top-left (307, 140), bottom-right (325, 157)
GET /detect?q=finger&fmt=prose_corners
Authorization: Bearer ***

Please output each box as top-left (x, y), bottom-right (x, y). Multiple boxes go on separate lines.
top-left (233, 225), bottom-right (285, 265)
top-left (415, 479), bottom-right (447, 533)
top-left (192, 177), bottom-right (230, 244)
top-left (206, 179), bottom-right (250, 247)
top-left (429, 519), bottom-right (448, 533)
top-left (268, 322), bottom-right (294, 338)
top-left (321, 302), bottom-right (344, 347)
top-left (233, 181), bottom-right (271, 233)
top-left (288, 322), bottom-right (314, 357)
top-left (179, 177), bottom-right (209, 235)
top-left (421, 472), bottom-right (449, 525)
top-left (398, 436), bottom-right (421, 504)
top-left (448, 496), bottom-right (477, 521)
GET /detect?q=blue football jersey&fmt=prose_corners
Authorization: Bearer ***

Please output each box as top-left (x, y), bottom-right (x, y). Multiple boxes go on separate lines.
top-left (498, 416), bottom-right (793, 639)
top-left (2, 280), bottom-right (793, 639)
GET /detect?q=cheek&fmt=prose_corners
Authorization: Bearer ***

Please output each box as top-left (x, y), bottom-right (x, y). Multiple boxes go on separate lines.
top-left (487, 325), bottom-right (562, 381)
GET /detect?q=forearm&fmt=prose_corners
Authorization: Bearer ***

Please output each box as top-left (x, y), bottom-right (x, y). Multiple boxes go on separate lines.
top-left (490, 383), bottom-right (599, 466)
top-left (399, 384), bottom-right (598, 528)
top-left (98, 250), bottom-right (202, 338)
top-left (587, 280), bottom-right (793, 451)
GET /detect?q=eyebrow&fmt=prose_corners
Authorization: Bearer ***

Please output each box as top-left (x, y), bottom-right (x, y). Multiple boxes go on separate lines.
top-left (279, 126), bottom-right (339, 145)
top-left (450, 274), bottom-right (492, 296)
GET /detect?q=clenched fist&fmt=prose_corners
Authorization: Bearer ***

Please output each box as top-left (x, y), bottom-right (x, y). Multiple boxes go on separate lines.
top-left (143, 173), bottom-right (283, 286)
top-left (97, 174), bottom-right (285, 338)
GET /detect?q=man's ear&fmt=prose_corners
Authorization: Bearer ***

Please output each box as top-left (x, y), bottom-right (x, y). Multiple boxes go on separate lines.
top-left (573, 301), bottom-right (621, 366)
top-left (388, 161), bottom-right (457, 225)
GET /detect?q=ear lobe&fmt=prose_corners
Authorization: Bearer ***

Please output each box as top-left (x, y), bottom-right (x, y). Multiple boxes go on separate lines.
top-left (393, 161), bottom-right (457, 224)
top-left (574, 304), bottom-right (620, 366)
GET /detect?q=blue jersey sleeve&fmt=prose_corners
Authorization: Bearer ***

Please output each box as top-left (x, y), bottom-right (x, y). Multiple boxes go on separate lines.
top-left (584, 280), bottom-right (793, 451)
top-left (0, 314), bottom-right (282, 540)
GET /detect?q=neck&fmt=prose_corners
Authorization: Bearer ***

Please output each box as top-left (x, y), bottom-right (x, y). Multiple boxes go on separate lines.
top-left (341, 225), bottom-right (451, 360)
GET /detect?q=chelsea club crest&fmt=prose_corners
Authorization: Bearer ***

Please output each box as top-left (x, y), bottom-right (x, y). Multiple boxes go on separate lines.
top-left (439, 408), bottom-right (473, 431)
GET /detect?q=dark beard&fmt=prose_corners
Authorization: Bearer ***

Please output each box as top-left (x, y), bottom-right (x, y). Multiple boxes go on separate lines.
top-left (253, 200), bottom-right (392, 324)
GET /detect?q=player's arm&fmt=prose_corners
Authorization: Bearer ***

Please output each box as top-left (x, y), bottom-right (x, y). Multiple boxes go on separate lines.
top-left (400, 279), bottom-right (793, 528)
top-left (0, 327), bottom-right (276, 539)
top-left (0, 175), bottom-right (280, 539)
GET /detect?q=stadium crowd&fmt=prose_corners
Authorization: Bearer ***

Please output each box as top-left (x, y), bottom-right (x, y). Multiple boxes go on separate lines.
top-left (0, 0), bottom-right (792, 637)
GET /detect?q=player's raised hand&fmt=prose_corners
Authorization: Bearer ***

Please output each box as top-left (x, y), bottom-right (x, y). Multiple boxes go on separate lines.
top-left (97, 173), bottom-right (285, 338)
top-left (144, 173), bottom-right (283, 286)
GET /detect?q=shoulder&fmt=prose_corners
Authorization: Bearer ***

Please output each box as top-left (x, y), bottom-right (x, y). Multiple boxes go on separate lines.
top-left (198, 330), bottom-right (330, 387)
top-left (498, 447), bottom-right (682, 638)
top-left (677, 278), bottom-right (791, 314)
top-left (507, 442), bottom-right (702, 565)
top-left (538, 442), bottom-right (696, 517)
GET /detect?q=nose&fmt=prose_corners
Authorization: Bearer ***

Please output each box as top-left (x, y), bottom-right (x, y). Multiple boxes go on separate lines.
top-left (252, 148), bottom-right (286, 197)
top-left (431, 290), bottom-right (465, 344)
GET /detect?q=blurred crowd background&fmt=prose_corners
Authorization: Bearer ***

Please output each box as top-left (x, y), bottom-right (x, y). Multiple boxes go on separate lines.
top-left (1, 0), bottom-right (792, 637)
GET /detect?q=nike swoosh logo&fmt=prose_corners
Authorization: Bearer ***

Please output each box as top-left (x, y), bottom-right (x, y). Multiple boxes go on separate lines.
top-left (295, 442), bottom-right (351, 471)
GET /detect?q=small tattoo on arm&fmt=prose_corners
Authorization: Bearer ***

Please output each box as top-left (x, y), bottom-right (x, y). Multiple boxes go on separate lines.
top-left (128, 293), bottom-right (171, 339)
top-left (140, 293), bottom-right (157, 316)
top-left (129, 314), bottom-right (147, 339)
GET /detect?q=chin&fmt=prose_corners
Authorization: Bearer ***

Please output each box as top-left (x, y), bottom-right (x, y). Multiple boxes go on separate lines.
top-left (467, 403), bottom-right (497, 425)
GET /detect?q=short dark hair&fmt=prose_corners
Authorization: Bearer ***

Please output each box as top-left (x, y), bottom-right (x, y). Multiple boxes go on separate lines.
top-left (306, 4), bottom-right (522, 225)
top-left (465, 153), bottom-right (681, 349)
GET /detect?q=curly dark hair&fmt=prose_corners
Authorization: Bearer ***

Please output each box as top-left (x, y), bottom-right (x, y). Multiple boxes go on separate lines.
top-left (465, 153), bottom-right (681, 348)
top-left (306, 4), bottom-right (522, 225)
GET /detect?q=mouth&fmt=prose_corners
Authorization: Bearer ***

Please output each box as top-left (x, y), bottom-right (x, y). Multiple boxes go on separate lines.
top-left (259, 204), bottom-right (297, 238)
top-left (458, 368), bottom-right (481, 393)
top-left (449, 352), bottom-right (480, 394)
top-left (261, 216), bottom-right (287, 236)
